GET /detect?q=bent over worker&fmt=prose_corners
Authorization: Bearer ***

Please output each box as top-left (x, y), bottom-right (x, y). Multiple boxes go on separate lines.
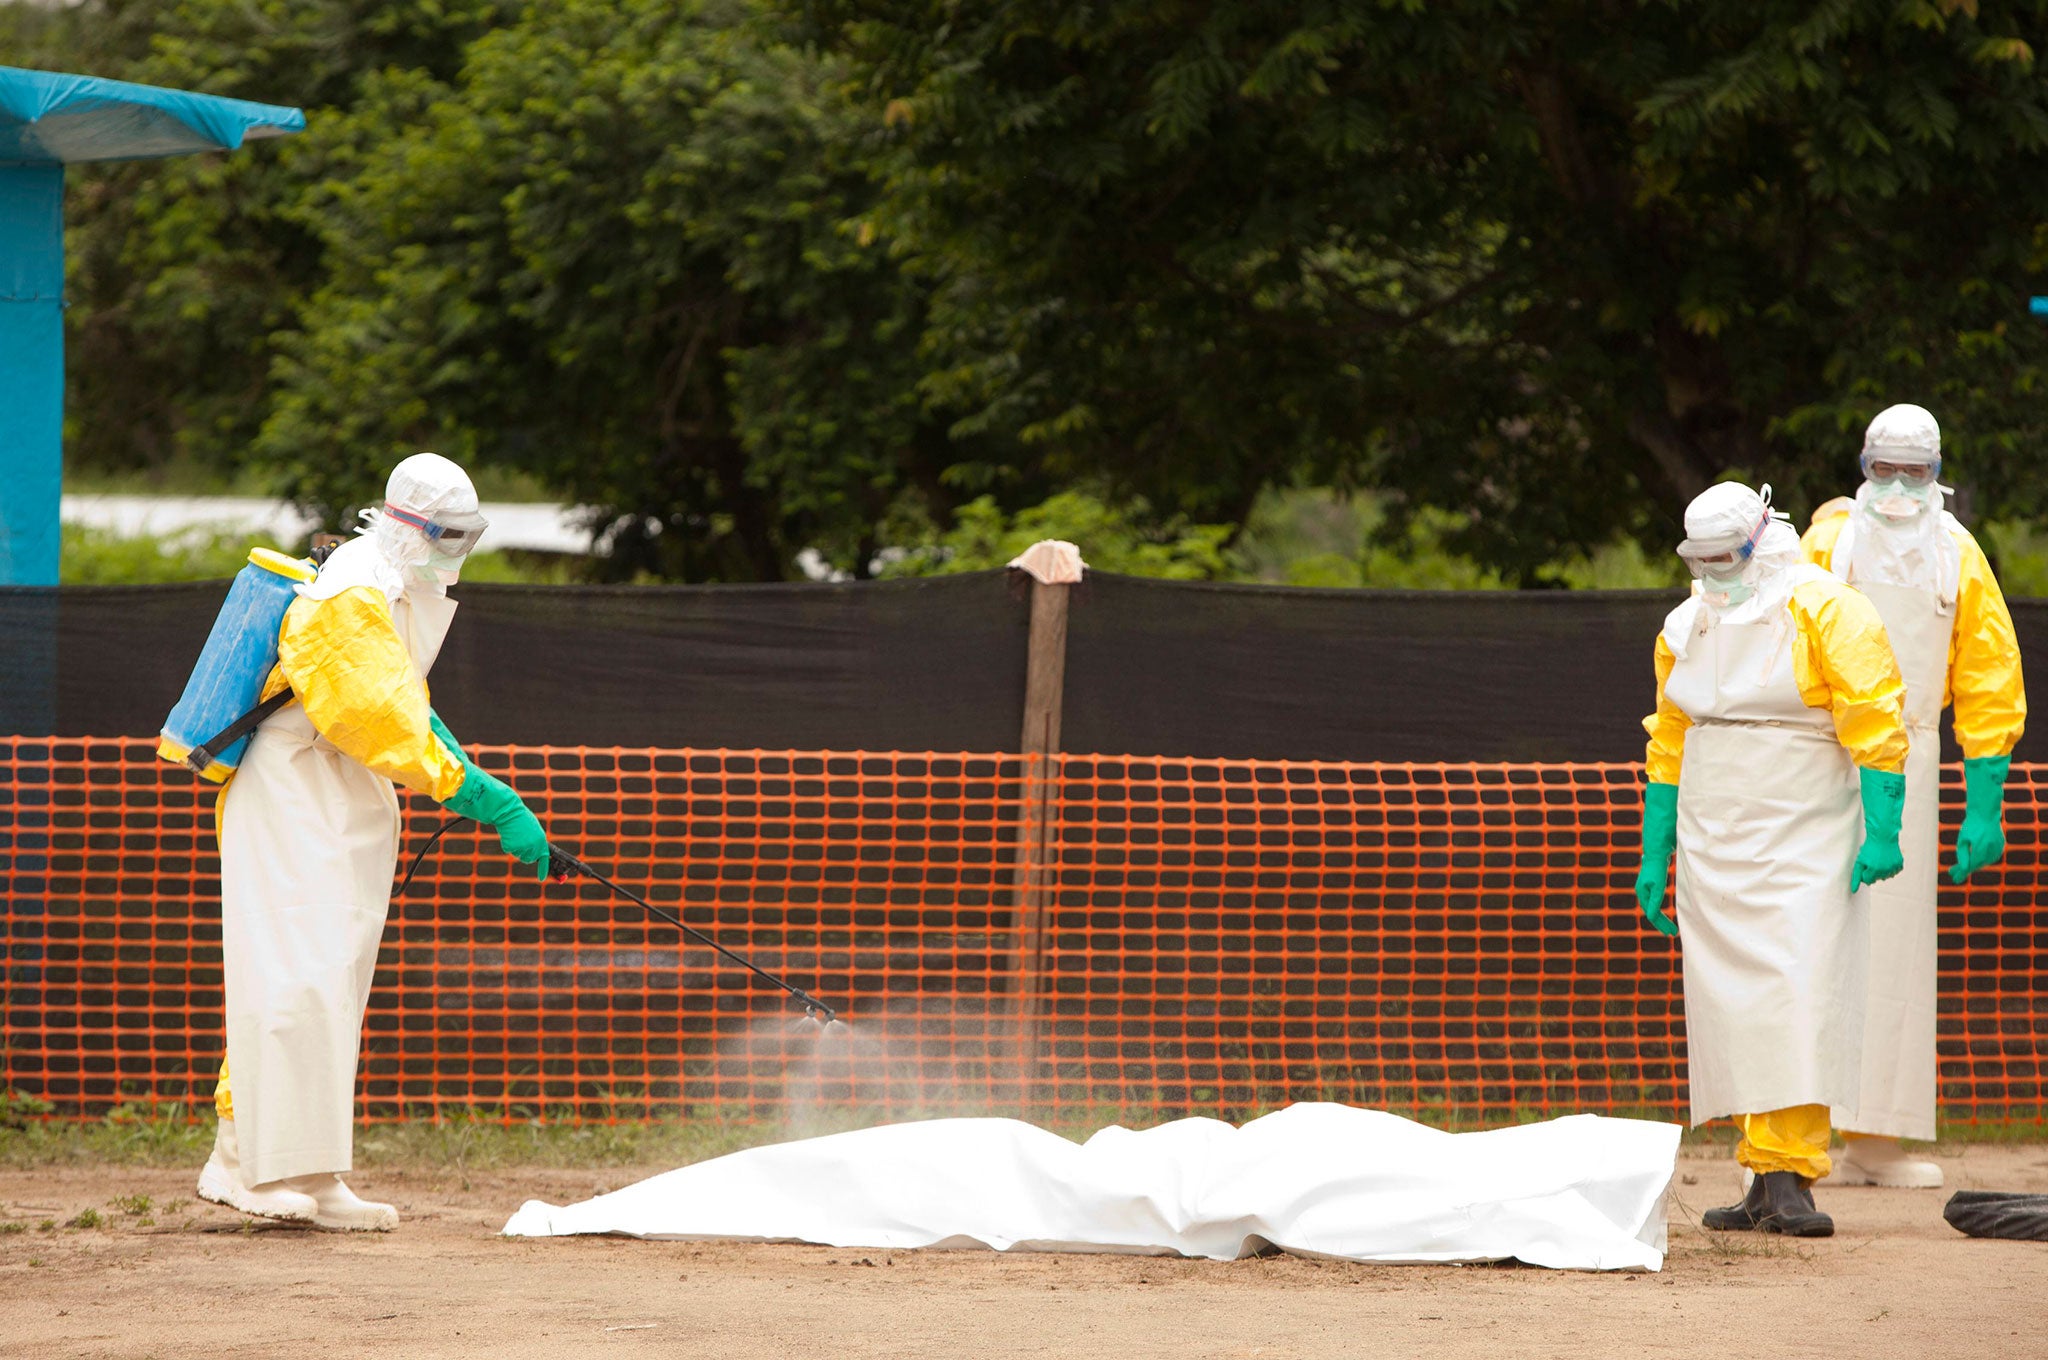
top-left (1634, 482), bottom-right (1909, 1238)
top-left (197, 453), bottom-right (552, 1231)
top-left (1802, 403), bottom-right (2026, 1188)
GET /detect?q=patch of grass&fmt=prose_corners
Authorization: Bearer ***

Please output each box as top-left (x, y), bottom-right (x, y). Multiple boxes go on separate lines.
top-left (110, 1194), bottom-right (152, 1216)
top-left (0, 1221), bottom-right (25, 1235)
top-left (1, 1088), bottom-right (55, 1129)
top-left (0, 1105), bottom-right (763, 1173)
top-left (65, 1208), bottom-right (102, 1229)
top-left (59, 524), bottom-right (595, 586)
top-left (353, 1109), bottom-right (769, 1177)
top-left (59, 522), bottom-right (259, 584)
top-left (5, 1100), bottom-right (2041, 1179)
top-left (0, 1102), bottom-right (213, 1169)
top-left (1931, 1115), bottom-right (2048, 1145)
top-left (3, 1100), bottom-right (1186, 1177)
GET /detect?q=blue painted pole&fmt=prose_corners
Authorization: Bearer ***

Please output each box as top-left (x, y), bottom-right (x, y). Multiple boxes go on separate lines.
top-left (0, 162), bottom-right (63, 587)
top-left (0, 163), bottom-right (62, 735)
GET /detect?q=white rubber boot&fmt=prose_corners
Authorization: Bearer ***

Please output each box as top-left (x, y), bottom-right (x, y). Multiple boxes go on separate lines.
top-left (1833, 1136), bottom-right (1943, 1188)
top-left (281, 1173), bottom-right (399, 1232)
top-left (196, 1119), bottom-right (319, 1223)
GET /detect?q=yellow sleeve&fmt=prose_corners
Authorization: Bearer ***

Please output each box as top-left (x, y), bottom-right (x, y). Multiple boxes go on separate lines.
top-left (272, 586), bottom-right (469, 801)
top-left (1789, 576), bottom-right (1909, 774)
top-left (1949, 528), bottom-right (2027, 759)
top-left (1800, 512), bottom-right (1847, 570)
top-left (1641, 632), bottom-right (1691, 786)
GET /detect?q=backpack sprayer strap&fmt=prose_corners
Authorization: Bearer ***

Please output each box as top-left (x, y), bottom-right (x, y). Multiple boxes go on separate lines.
top-left (181, 689), bottom-right (295, 775)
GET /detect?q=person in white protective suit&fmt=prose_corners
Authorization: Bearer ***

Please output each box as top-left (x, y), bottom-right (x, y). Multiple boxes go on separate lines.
top-left (196, 453), bottom-right (553, 1231)
top-left (1801, 404), bottom-right (2026, 1188)
top-left (1634, 482), bottom-right (1910, 1237)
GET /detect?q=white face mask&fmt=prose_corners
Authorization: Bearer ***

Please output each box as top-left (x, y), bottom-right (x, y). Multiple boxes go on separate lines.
top-left (395, 546), bottom-right (458, 594)
top-left (1701, 570), bottom-right (1754, 607)
top-left (1865, 478), bottom-right (1936, 521)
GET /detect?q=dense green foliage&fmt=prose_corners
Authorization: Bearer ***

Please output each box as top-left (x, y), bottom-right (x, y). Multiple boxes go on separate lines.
top-left (255, 0), bottom-right (972, 581)
top-left (796, 0), bottom-right (2048, 576)
top-left (877, 490), bottom-right (1232, 578)
top-left (22, 0), bottom-right (2048, 582)
top-left (41, 1), bottom-right (514, 477)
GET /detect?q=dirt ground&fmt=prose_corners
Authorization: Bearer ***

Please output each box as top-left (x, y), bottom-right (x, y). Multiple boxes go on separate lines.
top-left (2, 1144), bottom-right (2045, 1360)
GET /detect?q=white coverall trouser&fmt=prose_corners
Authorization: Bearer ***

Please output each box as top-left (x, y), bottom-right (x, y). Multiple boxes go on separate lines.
top-left (216, 589), bottom-right (455, 1186)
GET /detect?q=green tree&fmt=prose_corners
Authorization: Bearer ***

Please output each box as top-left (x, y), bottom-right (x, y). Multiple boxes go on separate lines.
top-left (57, 0), bottom-right (516, 480)
top-left (0, 3), bottom-right (90, 68)
top-left (257, 0), bottom-right (964, 580)
top-left (788, 0), bottom-right (2048, 579)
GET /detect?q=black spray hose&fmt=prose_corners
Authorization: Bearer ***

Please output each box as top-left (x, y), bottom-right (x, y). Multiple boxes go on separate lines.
top-left (398, 816), bottom-right (841, 1024)
top-left (550, 845), bottom-right (841, 1024)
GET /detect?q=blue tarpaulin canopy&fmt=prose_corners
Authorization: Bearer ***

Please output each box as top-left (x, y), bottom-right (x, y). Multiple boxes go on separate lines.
top-left (0, 67), bottom-right (303, 733)
top-left (0, 65), bottom-right (304, 165)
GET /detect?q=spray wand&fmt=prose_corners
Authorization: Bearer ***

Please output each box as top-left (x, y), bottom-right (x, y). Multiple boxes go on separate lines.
top-left (399, 817), bottom-right (842, 1025)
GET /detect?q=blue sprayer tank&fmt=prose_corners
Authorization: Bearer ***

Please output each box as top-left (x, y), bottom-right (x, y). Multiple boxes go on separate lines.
top-left (158, 547), bottom-right (317, 782)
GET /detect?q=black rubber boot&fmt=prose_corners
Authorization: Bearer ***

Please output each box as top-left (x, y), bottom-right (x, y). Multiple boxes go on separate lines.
top-left (1702, 1170), bottom-right (1834, 1237)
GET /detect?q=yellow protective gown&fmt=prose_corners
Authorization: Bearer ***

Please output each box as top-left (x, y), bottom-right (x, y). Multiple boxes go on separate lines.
top-left (1802, 504), bottom-right (2025, 1140)
top-left (1803, 510), bottom-right (2024, 760)
top-left (213, 536), bottom-right (467, 1186)
top-left (1643, 556), bottom-right (1907, 1180)
top-left (1643, 574), bottom-right (1909, 785)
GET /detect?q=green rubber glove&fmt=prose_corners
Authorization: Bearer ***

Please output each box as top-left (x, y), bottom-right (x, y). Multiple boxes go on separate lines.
top-left (1950, 754), bottom-right (2012, 884)
top-left (442, 751), bottom-right (550, 881)
top-left (1850, 766), bottom-right (1907, 893)
top-left (1633, 782), bottom-right (1679, 937)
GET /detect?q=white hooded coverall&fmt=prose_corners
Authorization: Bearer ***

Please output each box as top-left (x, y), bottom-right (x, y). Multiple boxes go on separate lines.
top-left (214, 457), bottom-right (475, 1186)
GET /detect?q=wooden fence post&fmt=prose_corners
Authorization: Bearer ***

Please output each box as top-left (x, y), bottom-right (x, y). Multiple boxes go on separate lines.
top-left (1005, 540), bottom-right (1082, 1105)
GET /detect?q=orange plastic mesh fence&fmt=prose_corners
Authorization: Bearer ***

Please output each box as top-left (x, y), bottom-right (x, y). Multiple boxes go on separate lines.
top-left (3, 738), bottom-right (2043, 1125)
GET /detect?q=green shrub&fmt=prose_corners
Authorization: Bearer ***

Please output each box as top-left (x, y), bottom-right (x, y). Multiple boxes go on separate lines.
top-left (880, 491), bottom-right (1231, 580)
top-left (59, 523), bottom-right (260, 584)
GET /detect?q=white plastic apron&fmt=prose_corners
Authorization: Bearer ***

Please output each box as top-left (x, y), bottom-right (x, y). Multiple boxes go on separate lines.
top-left (1663, 604), bottom-right (1866, 1125)
top-left (217, 588), bottom-right (457, 1185)
top-left (1831, 523), bottom-right (1954, 1140)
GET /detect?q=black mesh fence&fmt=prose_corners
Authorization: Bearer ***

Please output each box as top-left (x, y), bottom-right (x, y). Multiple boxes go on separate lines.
top-left (3, 570), bottom-right (2041, 761)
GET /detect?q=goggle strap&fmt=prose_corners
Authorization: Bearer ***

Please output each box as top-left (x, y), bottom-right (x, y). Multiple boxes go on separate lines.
top-left (383, 503), bottom-right (482, 543)
top-left (1736, 504), bottom-right (1770, 563)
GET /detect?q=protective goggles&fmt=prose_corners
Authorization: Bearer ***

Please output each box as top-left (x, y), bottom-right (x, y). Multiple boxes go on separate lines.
top-left (1860, 449), bottom-right (1941, 487)
top-left (1678, 504), bottom-right (1770, 579)
top-left (383, 503), bottom-right (488, 557)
